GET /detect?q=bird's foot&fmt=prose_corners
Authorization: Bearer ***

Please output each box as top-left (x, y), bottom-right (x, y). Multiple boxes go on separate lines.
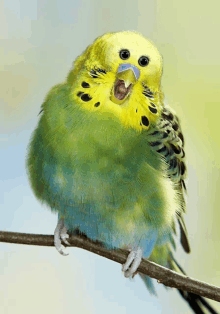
top-left (122, 247), bottom-right (143, 278)
top-left (54, 217), bottom-right (70, 256)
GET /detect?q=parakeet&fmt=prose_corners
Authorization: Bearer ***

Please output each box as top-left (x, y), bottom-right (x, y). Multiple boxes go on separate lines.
top-left (26, 31), bottom-right (218, 313)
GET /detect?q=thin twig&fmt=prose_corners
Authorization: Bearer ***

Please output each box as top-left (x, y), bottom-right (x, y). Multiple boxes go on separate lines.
top-left (0, 230), bottom-right (219, 302)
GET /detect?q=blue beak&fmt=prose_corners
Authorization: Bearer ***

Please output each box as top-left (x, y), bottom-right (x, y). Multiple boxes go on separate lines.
top-left (117, 63), bottom-right (140, 80)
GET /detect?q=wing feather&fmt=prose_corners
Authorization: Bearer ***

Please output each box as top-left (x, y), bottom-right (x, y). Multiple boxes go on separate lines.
top-left (147, 105), bottom-right (190, 253)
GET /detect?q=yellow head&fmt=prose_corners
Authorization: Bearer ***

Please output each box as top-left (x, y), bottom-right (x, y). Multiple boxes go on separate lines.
top-left (68, 31), bottom-right (164, 131)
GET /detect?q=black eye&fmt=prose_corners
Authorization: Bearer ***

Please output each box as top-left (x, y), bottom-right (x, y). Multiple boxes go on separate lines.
top-left (119, 49), bottom-right (130, 60)
top-left (138, 56), bottom-right (150, 67)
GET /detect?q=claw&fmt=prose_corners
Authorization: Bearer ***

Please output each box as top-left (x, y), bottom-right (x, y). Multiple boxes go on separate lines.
top-left (132, 270), bottom-right (139, 278)
top-left (54, 217), bottom-right (69, 256)
top-left (122, 247), bottom-right (143, 278)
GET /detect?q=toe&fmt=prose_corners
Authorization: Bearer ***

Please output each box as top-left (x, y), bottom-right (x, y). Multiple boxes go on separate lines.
top-left (54, 217), bottom-right (69, 256)
top-left (61, 233), bottom-right (70, 246)
top-left (122, 250), bottom-right (136, 272)
top-left (56, 243), bottom-right (69, 256)
top-left (60, 225), bottom-right (70, 245)
top-left (122, 247), bottom-right (143, 278)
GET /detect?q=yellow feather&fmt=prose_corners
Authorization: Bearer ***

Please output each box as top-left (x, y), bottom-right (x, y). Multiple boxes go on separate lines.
top-left (68, 31), bottom-right (164, 131)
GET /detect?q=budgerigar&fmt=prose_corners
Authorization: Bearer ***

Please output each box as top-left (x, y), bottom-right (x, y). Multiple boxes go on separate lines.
top-left (26, 31), bottom-right (218, 313)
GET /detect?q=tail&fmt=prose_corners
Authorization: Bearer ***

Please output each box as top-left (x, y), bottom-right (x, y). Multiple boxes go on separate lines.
top-left (171, 254), bottom-right (218, 314)
top-left (139, 254), bottom-right (218, 314)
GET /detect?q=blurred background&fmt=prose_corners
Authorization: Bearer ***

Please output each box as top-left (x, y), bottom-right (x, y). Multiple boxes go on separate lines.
top-left (1, 0), bottom-right (220, 313)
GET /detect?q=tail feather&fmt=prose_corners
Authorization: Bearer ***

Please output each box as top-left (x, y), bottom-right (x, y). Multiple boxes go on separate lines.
top-left (139, 272), bottom-right (157, 296)
top-left (177, 289), bottom-right (218, 314)
top-left (170, 253), bottom-right (218, 314)
top-left (139, 253), bottom-right (218, 314)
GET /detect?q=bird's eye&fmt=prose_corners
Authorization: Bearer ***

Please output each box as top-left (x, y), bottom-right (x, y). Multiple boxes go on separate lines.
top-left (138, 56), bottom-right (150, 67)
top-left (119, 49), bottom-right (130, 60)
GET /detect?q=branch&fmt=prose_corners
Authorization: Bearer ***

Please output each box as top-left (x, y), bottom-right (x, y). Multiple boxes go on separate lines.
top-left (0, 230), bottom-right (219, 302)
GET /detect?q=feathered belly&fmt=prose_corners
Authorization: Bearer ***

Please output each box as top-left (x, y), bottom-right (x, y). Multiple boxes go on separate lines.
top-left (45, 154), bottom-right (179, 252)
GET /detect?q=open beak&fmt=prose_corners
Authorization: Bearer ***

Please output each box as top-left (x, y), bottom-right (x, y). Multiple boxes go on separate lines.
top-left (110, 63), bottom-right (140, 105)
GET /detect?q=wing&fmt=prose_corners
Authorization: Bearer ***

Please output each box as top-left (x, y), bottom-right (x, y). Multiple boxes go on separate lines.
top-left (147, 104), bottom-right (190, 253)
